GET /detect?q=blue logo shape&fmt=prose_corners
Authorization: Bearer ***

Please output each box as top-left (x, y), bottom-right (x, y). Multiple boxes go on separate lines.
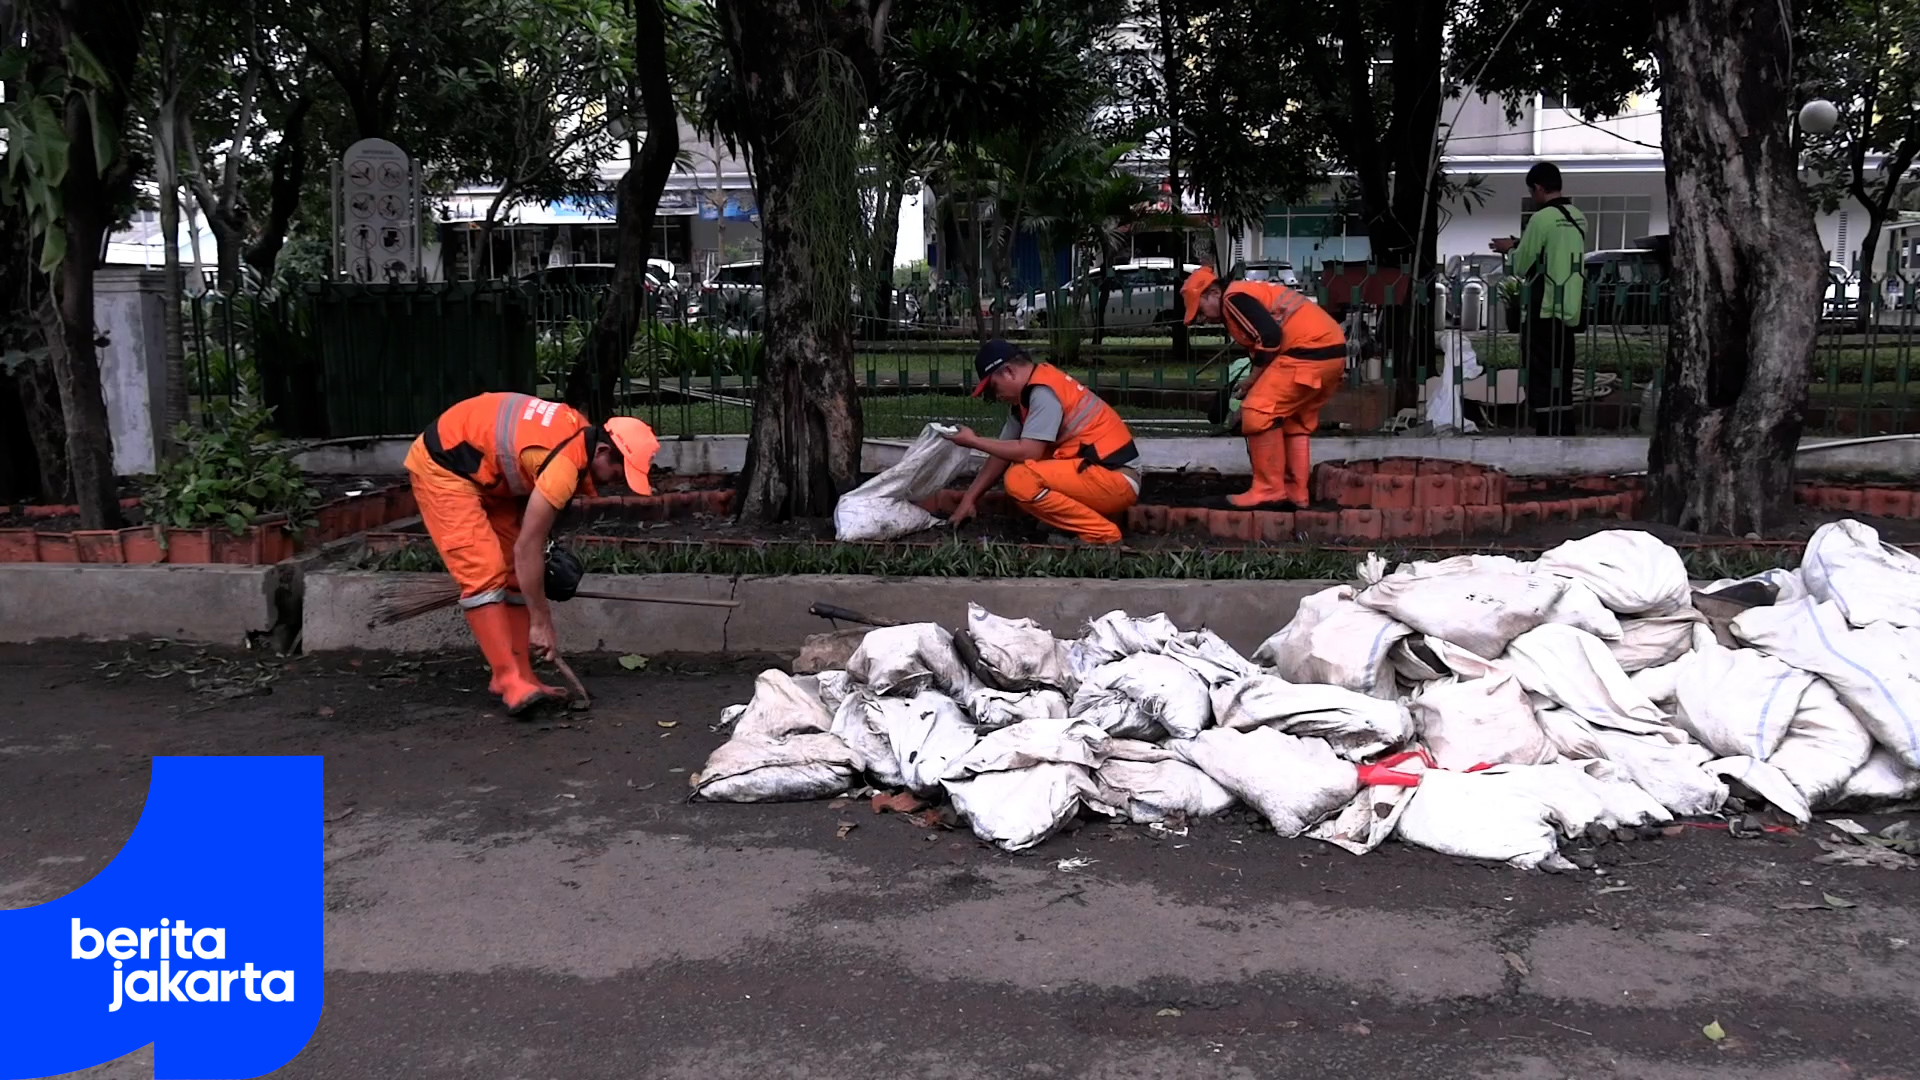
top-left (0, 756), bottom-right (323, 1079)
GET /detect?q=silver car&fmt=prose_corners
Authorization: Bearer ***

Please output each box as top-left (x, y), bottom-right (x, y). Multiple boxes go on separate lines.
top-left (1012, 259), bottom-right (1203, 330)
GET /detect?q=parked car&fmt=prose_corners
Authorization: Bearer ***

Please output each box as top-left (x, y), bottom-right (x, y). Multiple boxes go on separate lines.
top-left (1012, 259), bottom-right (1203, 330)
top-left (517, 260), bottom-right (680, 319)
top-left (689, 260), bottom-right (764, 330)
top-left (1238, 260), bottom-right (1300, 287)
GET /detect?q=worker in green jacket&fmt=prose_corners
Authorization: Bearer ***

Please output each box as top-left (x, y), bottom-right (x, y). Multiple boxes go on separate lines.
top-left (1492, 162), bottom-right (1588, 436)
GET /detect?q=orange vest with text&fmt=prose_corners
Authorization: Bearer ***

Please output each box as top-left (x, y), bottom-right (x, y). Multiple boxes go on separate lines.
top-left (1221, 280), bottom-right (1348, 364)
top-left (420, 392), bottom-right (596, 500)
top-left (1016, 363), bottom-right (1139, 470)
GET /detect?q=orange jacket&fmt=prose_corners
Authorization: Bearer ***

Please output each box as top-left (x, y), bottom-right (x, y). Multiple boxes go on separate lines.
top-left (1220, 281), bottom-right (1347, 365)
top-left (1019, 363), bottom-right (1139, 470)
top-left (420, 392), bottom-right (596, 500)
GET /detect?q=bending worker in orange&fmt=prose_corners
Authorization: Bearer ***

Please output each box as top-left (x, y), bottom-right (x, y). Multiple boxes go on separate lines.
top-left (405, 393), bottom-right (660, 714)
top-left (943, 339), bottom-right (1140, 545)
top-left (1182, 266), bottom-right (1347, 509)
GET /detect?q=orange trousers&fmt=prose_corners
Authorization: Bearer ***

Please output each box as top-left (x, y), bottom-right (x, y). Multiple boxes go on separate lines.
top-left (405, 437), bottom-right (525, 607)
top-left (1004, 458), bottom-right (1138, 545)
top-left (1241, 357), bottom-right (1346, 435)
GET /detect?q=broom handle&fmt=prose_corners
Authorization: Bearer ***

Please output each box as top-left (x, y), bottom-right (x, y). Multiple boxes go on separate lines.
top-left (570, 589), bottom-right (740, 609)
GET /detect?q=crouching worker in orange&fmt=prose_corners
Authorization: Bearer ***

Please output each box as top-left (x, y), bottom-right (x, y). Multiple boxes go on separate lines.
top-left (405, 393), bottom-right (660, 715)
top-left (942, 339), bottom-right (1140, 545)
top-left (1182, 266), bottom-right (1347, 509)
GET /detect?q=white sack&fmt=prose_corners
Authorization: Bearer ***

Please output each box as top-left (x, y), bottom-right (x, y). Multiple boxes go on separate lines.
top-left (1412, 673), bottom-right (1555, 770)
top-left (1504, 624), bottom-right (1671, 736)
top-left (1628, 659), bottom-right (1685, 709)
top-left (830, 691), bottom-right (909, 789)
top-left (941, 715), bottom-right (1109, 778)
top-left (1392, 769), bottom-right (1572, 870)
top-left (1386, 553), bottom-right (1531, 578)
top-left (1211, 674), bottom-right (1413, 761)
top-left (967, 688), bottom-right (1069, 730)
top-left (1164, 629), bottom-right (1261, 688)
top-left (884, 691), bottom-right (980, 796)
top-left (833, 423), bottom-right (974, 541)
top-left (1835, 748), bottom-right (1920, 805)
top-left (945, 764), bottom-right (1102, 852)
top-left (1607, 610), bottom-right (1703, 672)
top-left (1590, 729), bottom-right (1726, 817)
top-left (1535, 704), bottom-right (1607, 762)
top-left (1252, 586), bottom-right (1411, 699)
top-left (1702, 567), bottom-right (1807, 606)
top-left (1388, 637), bottom-right (1450, 683)
top-left (1169, 727), bottom-right (1359, 837)
top-left (964, 603), bottom-right (1075, 693)
top-left (1671, 640), bottom-right (1814, 760)
top-left (692, 733), bottom-right (863, 802)
top-left (1071, 654), bottom-right (1214, 740)
top-left (1309, 753), bottom-right (1430, 855)
top-left (1731, 599), bottom-right (1920, 769)
top-left (1540, 759), bottom-right (1674, 828)
top-left (1799, 519), bottom-right (1920, 629)
top-left (1535, 529), bottom-right (1691, 616)
top-left (1357, 570), bottom-right (1567, 659)
top-left (1104, 738), bottom-right (1181, 763)
top-left (1070, 610), bottom-right (1182, 672)
top-left (1769, 679), bottom-right (1875, 809)
top-left (848, 623), bottom-right (980, 698)
top-left (1095, 758), bottom-right (1237, 824)
top-left (730, 669), bottom-right (834, 740)
top-left (1706, 756), bottom-right (1812, 823)
top-left (1544, 578), bottom-right (1624, 640)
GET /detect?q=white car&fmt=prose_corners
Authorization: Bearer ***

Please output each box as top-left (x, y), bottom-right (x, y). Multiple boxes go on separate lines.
top-left (1013, 260), bottom-right (1204, 330)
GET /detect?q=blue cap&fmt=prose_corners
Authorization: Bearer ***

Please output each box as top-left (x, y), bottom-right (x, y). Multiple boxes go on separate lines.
top-left (973, 339), bottom-right (1026, 396)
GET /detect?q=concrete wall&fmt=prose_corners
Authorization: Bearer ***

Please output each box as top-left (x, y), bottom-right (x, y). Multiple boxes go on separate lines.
top-left (295, 432), bottom-right (1920, 482)
top-left (0, 564), bottom-right (286, 645)
top-left (303, 571), bottom-right (1339, 658)
top-left (94, 268), bottom-right (171, 475)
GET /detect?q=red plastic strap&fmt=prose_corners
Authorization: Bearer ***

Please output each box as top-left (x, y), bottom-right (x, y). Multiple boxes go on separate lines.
top-left (1464, 761), bottom-right (1497, 773)
top-left (1355, 763), bottom-right (1423, 788)
top-left (1375, 748), bottom-right (1437, 771)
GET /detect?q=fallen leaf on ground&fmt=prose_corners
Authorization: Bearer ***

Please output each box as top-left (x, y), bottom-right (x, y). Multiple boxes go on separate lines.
top-left (1056, 857), bottom-right (1096, 873)
top-left (1342, 1022), bottom-right (1371, 1037)
top-left (836, 822), bottom-right (857, 839)
top-left (317, 706), bottom-right (334, 718)
top-left (1703, 1020), bottom-right (1726, 1042)
top-left (1596, 885), bottom-right (1635, 896)
top-left (324, 807), bottom-right (355, 823)
top-left (1814, 839), bottom-right (1918, 870)
top-left (871, 791), bottom-right (928, 815)
top-left (1503, 952), bottom-right (1530, 976)
top-left (656, 721), bottom-right (677, 729)
top-left (618, 654), bottom-right (648, 671)
top-left (1824, 893), bottom-right (1857, 909)
top-left (1156, 1008), bottom-right (1183, 1018)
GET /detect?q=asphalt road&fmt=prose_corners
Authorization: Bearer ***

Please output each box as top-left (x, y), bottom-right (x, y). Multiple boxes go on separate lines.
top-left (3, 642), bottom-right (1916, 1080)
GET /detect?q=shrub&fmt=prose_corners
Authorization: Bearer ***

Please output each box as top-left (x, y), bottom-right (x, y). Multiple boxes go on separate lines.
top-left (144, 401), bottom-right (320, 535)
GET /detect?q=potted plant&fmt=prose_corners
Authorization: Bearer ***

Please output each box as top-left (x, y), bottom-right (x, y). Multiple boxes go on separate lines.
top-left (1498, 277), bottom-right (1525, 334)
top-left (143, 401), bottom-right (320, 564)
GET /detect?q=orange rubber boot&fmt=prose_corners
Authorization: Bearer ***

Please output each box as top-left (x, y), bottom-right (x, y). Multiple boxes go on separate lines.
top-left (1227, 426), bottom-right (1293, 509)
top-left (1283, 433), bottom-right (1314, 507)
top-left (503, 599), bottom-right (566, 703)
top-left (465, 604), bottom-right (564, 716)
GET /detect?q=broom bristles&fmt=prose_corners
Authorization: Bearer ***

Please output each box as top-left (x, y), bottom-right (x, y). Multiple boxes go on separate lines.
top-left (373, 579), bottom-right (463, 625)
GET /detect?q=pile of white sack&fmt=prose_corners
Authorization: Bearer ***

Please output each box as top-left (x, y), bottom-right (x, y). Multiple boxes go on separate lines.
top-left (693, 522), bottom-right (1920, 869)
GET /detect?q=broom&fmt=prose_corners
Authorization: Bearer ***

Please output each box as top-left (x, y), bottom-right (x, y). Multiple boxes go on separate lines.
top-left (373, 579), bottom-right (741, 626)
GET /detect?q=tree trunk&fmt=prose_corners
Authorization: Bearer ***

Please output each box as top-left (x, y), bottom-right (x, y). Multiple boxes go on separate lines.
top-left (562, 0), bottom-right (677, 420)
top-left (866, 167), bottom-right (904, 338)
top-left (155, 104), bottom-right (192, 444)
top-left (244, 95), bottom-right (312, 284)
top-left (719, 0), bottom-right (867, 522)
top-left (1646, 0), bottom-right (1824, 535)
top-left (1159, 0), bottom-right (1189, 366)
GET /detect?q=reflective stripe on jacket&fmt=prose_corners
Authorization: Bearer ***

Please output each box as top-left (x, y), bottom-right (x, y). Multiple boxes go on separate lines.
top-left (420, 392), bottom-right (594, 500)
top-left (1018, 363), bottom-right (1139, 471)
top-left (1221, 281), bottom-right (1347, 364)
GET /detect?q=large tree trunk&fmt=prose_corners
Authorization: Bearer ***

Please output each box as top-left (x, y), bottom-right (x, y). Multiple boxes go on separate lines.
top-left (1159, 0), bottom-right (1190, 366)
top-left (155, 106), bottom-right (192, 444)
top-left (720, 0), bottom-right (867, 522)
top-left (561, 0), bottom-right (677, 420)
top-left (244, 95), bottom-right (312, 284)
top-left (865, 167), bottom-right (904, 339)
top-left (1647, 0), bottom-right (1824, 535)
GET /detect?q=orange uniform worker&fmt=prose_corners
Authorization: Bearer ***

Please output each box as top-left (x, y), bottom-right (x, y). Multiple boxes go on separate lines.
top-left (405, 393), bottom-right (660, 714)
top-left (1182, 266), bottom-right (1347, 509)
top-left (943, 339), bottom-right (1140, 545)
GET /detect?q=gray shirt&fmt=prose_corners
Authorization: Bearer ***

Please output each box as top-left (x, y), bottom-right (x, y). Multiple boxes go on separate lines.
top-left (997, 386), bottom-right (1063, 442)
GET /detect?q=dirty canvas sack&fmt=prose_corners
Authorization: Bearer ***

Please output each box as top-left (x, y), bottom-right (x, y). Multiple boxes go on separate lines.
top-left (1068, 610), bottom-right (1183, 674)
top-left (1411, 673), bottom-right (1555, 770)
top-left (1164, 629), bottom-right (1260, 688)
top-left (1534, 704), bottom-right (1608, 762)
top-left (833, 423), bottom-right (974, 542)
top-left (1535, 529), bottom-right (1691, 616)
top-left (1543, 577), bottom-right (1623, 640)
top-left (1356, 569), bottom-right (1567, 659)
top-left (1606, 609), bottom-right (1703, 672)
top-left (1094, 757), bottom-right (1237, 824)
top-left (1071, 654), bottom-right (1214, 739)
top-left (944, 764), bottom-right (1103, 852)
top-left (1671, 638), bottom-right (1814, 760)
top-left (941, 715), bottom-right (1109, 778)
top-left (1252, 585), bottom-right (1412, 698)
top-left (1589, 729), bottom-right (1726, 817)
top-left (691, 732), bottom-right (863, 802)
top-left (1627, 658), bottom-right (1685, 710)
top-left (830, 691), bottom-right (909, 789)
top-left (1210, 674), bottom-right (1412, 761)
top-left (967, 687), bottom-right (1070, 730)
top-left (963, 603), bottom-right (1076, 693)
top-left (883, 691), bottom-right (980, 796)
top-left (1834, 748), bottom-right (1920, 806)
top-left (847, 622), bottom-right (981, 698)
top-left (730, 669), bottom-right (835, 739)
top-left (1503, 624), bottom-right (1671, 736)
top-left (1169, 727), bottom-right (1359, 837)
top-left (1391, 768), bottom-right (1574, 871)
top-left (1799, 519), bottom-right (1920, 629)
top-left (1732, 599), bottom-right (1920, 769)
top-left (794, 670), bottom-right (854, 713)
top-left (1703, 567), bottom-right (1807, 606)
top-left (1706, 755), bottom-right (1812, 823)
top-left (1309, 751), bottom-right (1432, 855)
top-left (1767, 678), bottom-right (1875, 809)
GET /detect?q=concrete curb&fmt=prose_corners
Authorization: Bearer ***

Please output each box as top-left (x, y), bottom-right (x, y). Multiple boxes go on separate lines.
top-left (0, 563), bottom-right (290, 645)
top-left (302, 571), bottom-right (1343, 657)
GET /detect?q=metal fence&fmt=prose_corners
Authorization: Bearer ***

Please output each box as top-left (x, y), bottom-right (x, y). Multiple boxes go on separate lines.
top-left (179, 267), bottom-right (1920, 442)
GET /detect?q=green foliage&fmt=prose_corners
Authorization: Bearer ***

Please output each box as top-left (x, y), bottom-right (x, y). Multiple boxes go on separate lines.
top-left (144, 401), bottom-right (319, 535)
top-left (0, 33), bottom-right (123, 273)
top-left (632, 320), bottom-right (763, 378)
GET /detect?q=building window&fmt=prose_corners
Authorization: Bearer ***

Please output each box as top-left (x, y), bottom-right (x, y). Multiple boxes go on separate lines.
top-left (1521, 194), bottom-right (1652, 253)
top-left (1261, 203), bottom-right (1371, 270)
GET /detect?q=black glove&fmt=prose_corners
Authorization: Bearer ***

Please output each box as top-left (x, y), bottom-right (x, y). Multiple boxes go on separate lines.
top-left (544, 543), bottom-right (586, 602)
